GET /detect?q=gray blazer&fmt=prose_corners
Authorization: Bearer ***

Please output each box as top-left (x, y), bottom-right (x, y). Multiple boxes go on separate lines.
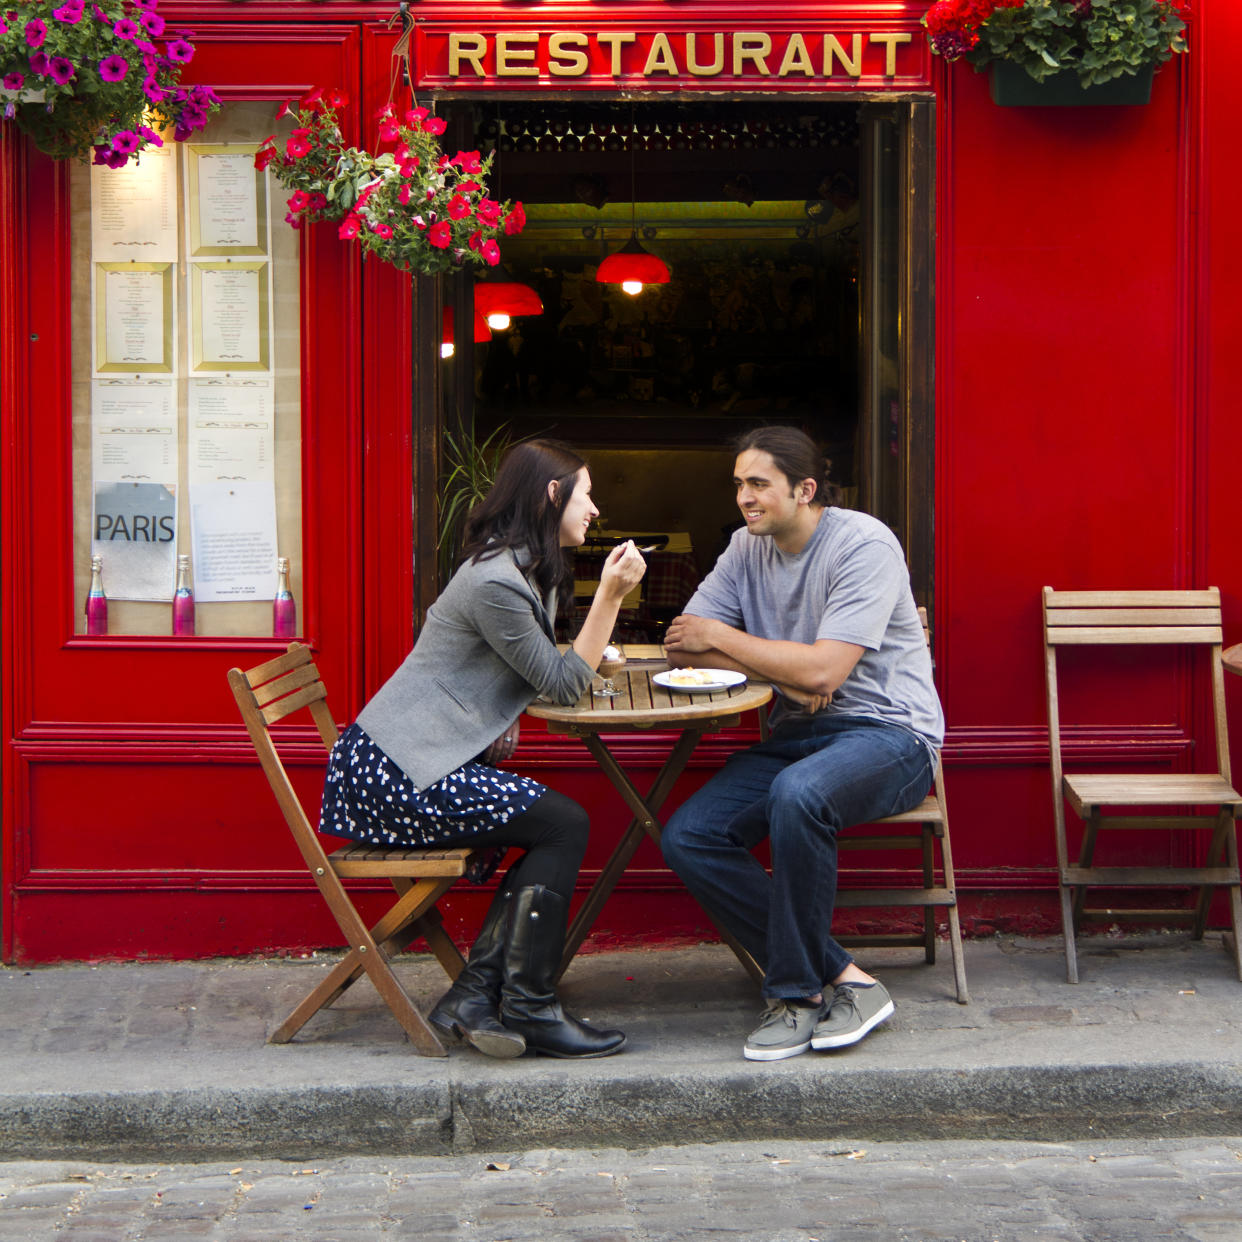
top-left (357, 547), bottom-right (594, 790)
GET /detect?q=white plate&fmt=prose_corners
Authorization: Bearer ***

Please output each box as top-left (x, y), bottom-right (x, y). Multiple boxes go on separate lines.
top-left (652, 669), bottom-right (747, 693)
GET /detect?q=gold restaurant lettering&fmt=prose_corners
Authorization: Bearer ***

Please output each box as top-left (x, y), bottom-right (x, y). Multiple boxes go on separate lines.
top-left (446, 30), bottom-right (914, 80)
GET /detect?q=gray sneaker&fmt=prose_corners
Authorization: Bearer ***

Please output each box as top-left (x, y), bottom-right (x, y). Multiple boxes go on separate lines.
top-left (811, 981), bottom-right (895, 1050)
top-left (743, 999), bottom-right (826, 1062)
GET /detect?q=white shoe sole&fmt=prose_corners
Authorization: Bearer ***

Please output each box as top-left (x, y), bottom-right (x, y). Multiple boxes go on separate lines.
top-left (810, 999), bottom-right (895, 1050)
top-left (743, 1038), bottom-right (812, 1062)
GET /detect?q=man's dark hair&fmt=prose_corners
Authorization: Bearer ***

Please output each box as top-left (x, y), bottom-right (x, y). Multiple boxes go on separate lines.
top-left (732, 426), bottom-right (840, 508)
top-left (462, 437), bottom-right (585, 597)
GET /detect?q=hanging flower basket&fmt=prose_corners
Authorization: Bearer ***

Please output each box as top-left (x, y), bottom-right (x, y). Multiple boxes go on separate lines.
top-left (258, 88), bottom-right (526, 278)
top-left (1, 0), bottom-right (219, 166)
top-left (923, 0), bottom-right (1188, 106)
top-left (988, 60), bottom-right (1154, 106)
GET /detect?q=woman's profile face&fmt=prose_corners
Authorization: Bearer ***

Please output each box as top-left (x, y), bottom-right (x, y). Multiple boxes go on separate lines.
top-left (557, 466), bottom-right (598, 548)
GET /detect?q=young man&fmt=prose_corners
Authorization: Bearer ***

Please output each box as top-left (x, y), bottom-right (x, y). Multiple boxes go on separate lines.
top-left (661, 426), bottom-right (944, 1062)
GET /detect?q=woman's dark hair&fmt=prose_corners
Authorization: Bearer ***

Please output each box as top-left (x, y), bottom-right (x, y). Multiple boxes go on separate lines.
top-left (461, 438), bottom-right (586, 597)
top-left (732, 425), bottom-right (841, 508)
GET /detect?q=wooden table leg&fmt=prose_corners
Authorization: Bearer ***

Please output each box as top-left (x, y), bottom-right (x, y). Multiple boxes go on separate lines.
top-left (557, 730), bottom-right (700, 979)
top-left (558, 728), bottom-right (765, 987)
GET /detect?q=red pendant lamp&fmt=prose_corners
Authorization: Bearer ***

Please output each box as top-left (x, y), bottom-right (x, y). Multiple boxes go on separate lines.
top-left (596, 106), bottom-right (670, 296)
top-left (473, 264), bottom-right (543, 331)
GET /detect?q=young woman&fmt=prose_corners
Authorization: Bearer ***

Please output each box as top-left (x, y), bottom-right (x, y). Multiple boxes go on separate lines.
top-left (319, 439), bottom-right (645, 1060)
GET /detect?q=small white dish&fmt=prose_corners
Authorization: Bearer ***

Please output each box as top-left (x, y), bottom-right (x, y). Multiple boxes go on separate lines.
top-left (652, 669), bottom-right (747, 693)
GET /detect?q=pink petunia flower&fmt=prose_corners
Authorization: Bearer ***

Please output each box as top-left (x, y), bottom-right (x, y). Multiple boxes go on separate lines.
top-left (165, 38), bottom-right (193, 63)
top-left (138, 125), bottom-right (163, 147)
top-left (3, 71), bottom-right (24, 90)
top-left (53, 3), bottom-right (84, 24)
top-left (142, 76), bottom-right (165, 102)
top-left (29, 51), bottom-right (51, 75)
top-left (99, 55), bottom-right (129, 82)
top-left (138, 10), bottom-right (163, 35)
top-left (112, 17), bottom-right (138, 38)
top-left (48, 57), bottom-right (76, 84)
top-left (25, 17), bottom-right (46, 46)
top-left (111, 130), bottom-right (143, 155)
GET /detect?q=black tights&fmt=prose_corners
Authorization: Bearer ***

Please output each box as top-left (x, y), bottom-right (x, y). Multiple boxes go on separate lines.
top-left (437, 789), bottom-right (589, 902)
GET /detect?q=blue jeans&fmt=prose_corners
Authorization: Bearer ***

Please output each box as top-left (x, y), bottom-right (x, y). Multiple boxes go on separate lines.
top-left (661, 714), bottom-right (935, 1000)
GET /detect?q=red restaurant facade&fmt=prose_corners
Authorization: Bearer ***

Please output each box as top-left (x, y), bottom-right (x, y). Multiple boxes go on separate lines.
top-left (3, 0), bottom-right (1241, 963)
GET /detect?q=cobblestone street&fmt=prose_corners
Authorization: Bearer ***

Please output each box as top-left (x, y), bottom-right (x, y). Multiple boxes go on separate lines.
top-left (1, 1137), bottom-right (1240, 1241)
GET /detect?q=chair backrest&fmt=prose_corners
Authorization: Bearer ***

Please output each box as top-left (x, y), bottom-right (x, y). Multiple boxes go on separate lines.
top-left (228, 643), bottom-right (340, 875)
top-left (1043, 586), bottom-right (1230, 785)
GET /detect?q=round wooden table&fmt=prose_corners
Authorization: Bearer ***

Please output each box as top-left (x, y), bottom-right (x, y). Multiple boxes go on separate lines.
top-left (526, 662), bottom-right (772, 981)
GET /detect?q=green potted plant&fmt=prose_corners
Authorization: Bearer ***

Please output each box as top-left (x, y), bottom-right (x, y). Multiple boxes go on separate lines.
top-left (922, 0), bottom-right (1189, 106)
top-left (437, 421), bottom-right (515, 582)
top-left (1, 0), bottom-right (218, 164)
top-left (257, 88), bottom-right (526, 276)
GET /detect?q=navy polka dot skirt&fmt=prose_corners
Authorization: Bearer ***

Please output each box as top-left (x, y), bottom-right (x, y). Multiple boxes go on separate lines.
top-left (319, 723), bottom-right (546, 884)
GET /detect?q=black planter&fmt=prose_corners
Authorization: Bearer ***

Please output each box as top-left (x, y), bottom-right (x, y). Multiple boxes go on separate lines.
top-left (988, 61), bottom-right (1155, 107)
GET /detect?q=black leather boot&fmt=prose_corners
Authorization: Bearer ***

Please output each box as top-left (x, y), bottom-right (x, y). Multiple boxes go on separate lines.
top-left (499, 885), bottom-right (626, 1058)
top-left (429, 884), bottom-right (525, 1058)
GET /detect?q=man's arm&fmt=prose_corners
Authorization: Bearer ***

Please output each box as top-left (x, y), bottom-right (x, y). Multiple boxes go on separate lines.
top-left (664, 613), bottom-right (864, 698)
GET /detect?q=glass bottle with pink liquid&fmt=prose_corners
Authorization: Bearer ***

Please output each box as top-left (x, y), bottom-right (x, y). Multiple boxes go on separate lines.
top-left (172, 554), bottom-right (195, 636)
top-left (273, 556), bottom-right (296, 639)
top-left (84, 554), bottom-right (107, 636)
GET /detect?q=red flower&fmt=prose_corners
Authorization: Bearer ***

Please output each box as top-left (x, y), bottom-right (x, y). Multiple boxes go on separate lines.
top-left (398, 184), bottom-right (413, 206)
top-left (475, 197), bottom-right (502, 228)
top-left (325, 88), bottom-right (349, 109)
top-left (287, 190), bottom-right (310, 211)
top-left (468, 231), bottom-right (483, 252)
top-left (309, 193), bottom-right (328, 211)
top-left (300, 87), bottom-right (324, 110)
top-left (428, 220), bottom-right (451, 248)
top-left (275, 99), bottom-right (295, 120)
top-left (481, 239), bottom-right (500, 266)
top-left (378, 116), bottom-right (400, 142)
top-left (286, 129), bottom-right (311, 159)
top-left (447, 194), bottom-right (471, 221)
top-left (338, 214), bottom-right (361, 240)
top-left (371, 223), bottom-right (393, 239)
top-left (375, 102), bottom-right (395, 120)
top-left (424, 116), bottom-right (447, 136)
top-left (458, 180), bottom-right (480, 194)
top-left (451, 149), bottom-right (482, 174)
top-left (254, 140), bottom-right (278, 170)
top-left (503, 202), bottom-right (526, 236)
top-left (404, 106), bottom-right (429, 128)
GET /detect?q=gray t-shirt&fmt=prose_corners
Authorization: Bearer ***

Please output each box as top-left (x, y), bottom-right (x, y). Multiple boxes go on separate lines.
top-left (685, 507), bottom-right (944, 752)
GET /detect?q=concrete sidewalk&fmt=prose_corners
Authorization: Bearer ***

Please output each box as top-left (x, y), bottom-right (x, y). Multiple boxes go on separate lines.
top-left (2, 932), bottom-right (1240, 1162)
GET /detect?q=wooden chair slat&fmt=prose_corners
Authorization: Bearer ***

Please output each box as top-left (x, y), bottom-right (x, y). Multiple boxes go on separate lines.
top-left (1046, 608), bottom-right (1222, 627)
top-left (244, 642), bottom-right (316, 689)
top-left (1043, 586), bottom-right (1242, 985)
top-left (229, 642), bottom-right (475, 1056)
top-left (1043, 588), bottom-right (1221, 607)
top-left (260, 680), bottom-right (329, 724)
top-left (1046, 625), bottom-right (1222, 646)
top-left (252, 661), bottom-right (323, 707)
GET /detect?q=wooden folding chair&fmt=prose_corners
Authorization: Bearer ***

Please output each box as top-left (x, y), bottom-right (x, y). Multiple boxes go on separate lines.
top-left (228, 643), bottom-right (481, 1056)
top-left (755, 607), bottom-right (969, 1003)
top-left (1043, 587), bottom-right (1242, 983)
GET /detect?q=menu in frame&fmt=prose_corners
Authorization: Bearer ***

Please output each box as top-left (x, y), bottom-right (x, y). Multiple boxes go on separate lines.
top-left (94, 262), bottom-right (176, 374)
top-left (185, 143), bottom-right (269, 257)
top-left (91, 142), bottom-right (179, 263)
top-left (189, 260), bottom-right (271, 372)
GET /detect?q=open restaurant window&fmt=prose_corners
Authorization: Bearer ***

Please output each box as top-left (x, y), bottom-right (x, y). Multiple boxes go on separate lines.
top-left (69, 101), bottom-right (303, 639)
top-left (442, 96), bottom-right (935, 638)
